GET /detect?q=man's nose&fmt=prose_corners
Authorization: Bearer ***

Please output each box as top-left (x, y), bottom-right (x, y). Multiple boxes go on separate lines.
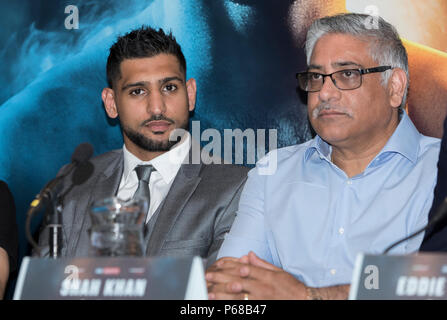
top-left (318, 75), bottom-right (341, 102)
top-left (146, 90), bottom-right (166, 115)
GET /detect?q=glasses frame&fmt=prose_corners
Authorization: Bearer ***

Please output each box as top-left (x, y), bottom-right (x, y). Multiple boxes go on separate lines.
top-left (296, 66), bottom-right (392, 92)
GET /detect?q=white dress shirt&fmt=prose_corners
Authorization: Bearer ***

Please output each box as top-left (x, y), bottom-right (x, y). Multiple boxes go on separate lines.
top-left (117, 134), bottom-right (191, 223)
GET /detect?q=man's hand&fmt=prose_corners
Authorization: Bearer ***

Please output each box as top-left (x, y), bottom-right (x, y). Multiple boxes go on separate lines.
top-left (206, 251), bottom-right (307, 300)
top-left (206, 251), bottom-right (350, 300)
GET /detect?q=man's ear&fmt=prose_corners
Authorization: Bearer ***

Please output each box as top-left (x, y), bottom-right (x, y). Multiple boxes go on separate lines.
top-left (186, 78), bottom-right (197, 112)
top-left (102, 88), bottom-right (118, 118)
top-left (387, 68), bottom-right (407, 109)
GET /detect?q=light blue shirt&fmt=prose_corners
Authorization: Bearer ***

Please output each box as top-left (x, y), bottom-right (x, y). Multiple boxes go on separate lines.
top-left (218, 111), bottom-right (440, 288)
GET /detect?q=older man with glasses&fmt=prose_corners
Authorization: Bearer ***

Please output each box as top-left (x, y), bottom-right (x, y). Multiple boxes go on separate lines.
top-left (205, 13), bottom-right (441, 300)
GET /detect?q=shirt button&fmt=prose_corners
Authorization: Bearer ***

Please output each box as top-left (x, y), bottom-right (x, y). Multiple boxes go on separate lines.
top-left (330, 269), bottom-right (337, 275)
top-left (347, 180), bottom-right (352, 185)
top-left (339, 227), bottom-right (344, 235)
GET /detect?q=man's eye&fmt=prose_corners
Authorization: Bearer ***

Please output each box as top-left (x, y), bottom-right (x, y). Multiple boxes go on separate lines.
top-left (310, 73), bottom-right (322, 80)
top-left (341, 71), bottom-right (355, 78)
top-left (130, 88), bottom-right (145, 96)
top-left (164, 84), bottom-right (177, 92)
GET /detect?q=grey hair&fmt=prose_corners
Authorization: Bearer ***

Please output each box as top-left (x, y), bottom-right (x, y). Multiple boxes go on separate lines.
top-left (305, 13), bottom-right (409, 109)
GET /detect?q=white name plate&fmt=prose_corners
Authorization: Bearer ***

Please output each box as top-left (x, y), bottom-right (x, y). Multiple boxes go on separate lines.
top-left (13, 256), bottom-right (207, 300)
top-left (349, 252), bottom-right (447, 300)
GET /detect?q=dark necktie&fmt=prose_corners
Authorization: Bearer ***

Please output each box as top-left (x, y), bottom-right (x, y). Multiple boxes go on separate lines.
top-left (133, 165), bottom-right (155, 208)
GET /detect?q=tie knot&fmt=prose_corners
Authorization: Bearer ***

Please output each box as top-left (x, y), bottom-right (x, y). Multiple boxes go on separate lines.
top-left (135, 165), bottom-right (155, 183)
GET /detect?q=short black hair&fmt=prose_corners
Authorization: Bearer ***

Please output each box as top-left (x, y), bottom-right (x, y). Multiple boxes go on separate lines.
top-left (106, 26), bottom-right (186, 89)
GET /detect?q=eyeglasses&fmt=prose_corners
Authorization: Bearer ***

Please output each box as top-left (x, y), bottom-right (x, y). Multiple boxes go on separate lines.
top-left (296, 66), bottom-right (392, 92)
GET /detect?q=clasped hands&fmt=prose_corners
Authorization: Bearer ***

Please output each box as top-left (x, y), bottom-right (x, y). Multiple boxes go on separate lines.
top-left (205, 251), bottom-right (308, 300)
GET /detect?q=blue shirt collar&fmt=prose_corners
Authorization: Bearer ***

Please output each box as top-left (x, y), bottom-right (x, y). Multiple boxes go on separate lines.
top-left (304, 110), bottom-right (420, 164)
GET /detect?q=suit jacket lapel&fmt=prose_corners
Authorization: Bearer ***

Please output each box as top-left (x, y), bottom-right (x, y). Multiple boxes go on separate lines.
top-left (67, 151), bottom-right (124, 255)
top-left (145, 163), bottom-right (202, 256)
top-left (90, 162), bottom-right (124, 202)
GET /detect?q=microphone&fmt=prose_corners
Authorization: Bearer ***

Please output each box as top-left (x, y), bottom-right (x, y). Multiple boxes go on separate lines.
top-left (26, 143), bottom-right (94, 257)
top-left (29, 142), bottom-right (94, 212)
top-left (71, 160), bottom-right (95, 186)
top-left (383, 197), bottom-right (447, 254)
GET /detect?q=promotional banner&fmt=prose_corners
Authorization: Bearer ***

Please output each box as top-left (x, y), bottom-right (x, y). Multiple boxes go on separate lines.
top-left (0, 0), bottom-right (446, 297)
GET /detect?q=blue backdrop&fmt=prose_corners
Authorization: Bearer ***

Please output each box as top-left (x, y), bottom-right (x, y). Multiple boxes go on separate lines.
top-left (1, 0), bottom-right (446, 299)
top-left (0, 0), bottom-right (312, 265)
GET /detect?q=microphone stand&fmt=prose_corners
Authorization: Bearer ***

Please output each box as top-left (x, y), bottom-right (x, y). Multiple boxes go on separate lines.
top-left (47, 181), bottom-right (78, 258)
top-left (26, 179), bottom-right (65, 258)
top-left (26, 142), bottom-right (94, 258)
top-left (48, 196), bottom-right (63, 258)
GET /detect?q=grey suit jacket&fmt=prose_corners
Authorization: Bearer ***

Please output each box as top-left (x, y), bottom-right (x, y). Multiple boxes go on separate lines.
top-left (37, 149), bottom-right (249, 267)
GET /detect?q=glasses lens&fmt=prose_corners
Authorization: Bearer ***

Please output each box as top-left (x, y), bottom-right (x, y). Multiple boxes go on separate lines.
top-left (298, 73), bottom-right (322, 92)
top-left (332, 69), bottom-right (361, 90)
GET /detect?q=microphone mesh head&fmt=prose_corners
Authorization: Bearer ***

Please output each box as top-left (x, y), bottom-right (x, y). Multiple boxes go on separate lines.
top-left (71, 143), bottom-right (94, 164)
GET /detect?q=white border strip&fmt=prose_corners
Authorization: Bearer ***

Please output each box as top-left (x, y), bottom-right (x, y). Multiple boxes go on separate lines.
top-left (348, 253), bottom-right (365, 300)
top-left (184, 257), bottom-right (208, 300)
top-left (13, 257), bottom-right (30, 300)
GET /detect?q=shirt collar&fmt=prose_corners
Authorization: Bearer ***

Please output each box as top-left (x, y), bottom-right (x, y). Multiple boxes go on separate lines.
top-left (377, 110), bottom-right (419, 164)
top-left (122, 133), bottom-right (191, 184)
top-left (304, 136), bottom-right (331, 162)
top-left (304, 110), bottom-right (420, 164)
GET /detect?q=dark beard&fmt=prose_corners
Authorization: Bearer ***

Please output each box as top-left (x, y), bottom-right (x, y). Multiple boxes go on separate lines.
top-left (122, 120), bottom-right (188, 152)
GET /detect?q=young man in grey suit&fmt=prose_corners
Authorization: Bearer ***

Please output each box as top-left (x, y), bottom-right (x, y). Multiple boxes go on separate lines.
top-left (37, 26), bottom-right (249, 267)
